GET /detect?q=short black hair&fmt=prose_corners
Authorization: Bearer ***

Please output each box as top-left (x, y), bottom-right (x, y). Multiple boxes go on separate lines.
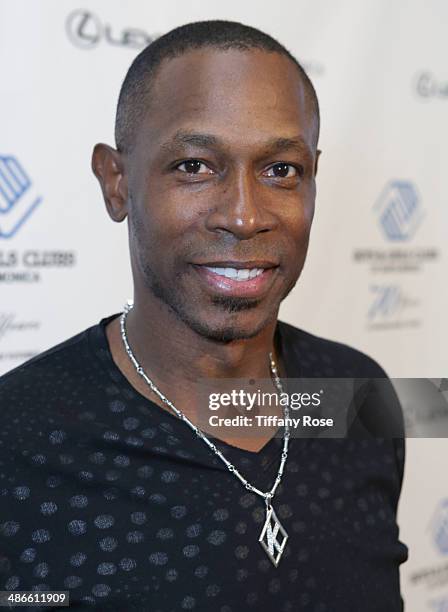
top-left (115, 20), bottom-right (320, 153)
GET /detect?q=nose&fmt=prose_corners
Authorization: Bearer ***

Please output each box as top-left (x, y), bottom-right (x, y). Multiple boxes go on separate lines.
top-left (204, 169), bottom-right (277, 239)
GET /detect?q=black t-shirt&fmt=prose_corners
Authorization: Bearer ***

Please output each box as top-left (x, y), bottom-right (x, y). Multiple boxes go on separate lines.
top-left (0, 314), bottom-right (408, 611)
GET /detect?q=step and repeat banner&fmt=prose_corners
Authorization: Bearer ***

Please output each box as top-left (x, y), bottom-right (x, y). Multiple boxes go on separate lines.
top-left (1, 1), bottom-right (447, 609)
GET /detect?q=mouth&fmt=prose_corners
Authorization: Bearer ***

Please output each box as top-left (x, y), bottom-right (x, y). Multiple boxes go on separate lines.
top-left (191, 261), bottom-right (279, 298)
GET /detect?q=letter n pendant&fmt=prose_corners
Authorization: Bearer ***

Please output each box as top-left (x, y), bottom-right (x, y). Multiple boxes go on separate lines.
top-left (258, 502), bottom-right (288, 567)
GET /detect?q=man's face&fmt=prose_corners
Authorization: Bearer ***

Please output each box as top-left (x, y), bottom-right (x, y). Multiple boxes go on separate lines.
top-left (126, 48), bottom-right (319, 342)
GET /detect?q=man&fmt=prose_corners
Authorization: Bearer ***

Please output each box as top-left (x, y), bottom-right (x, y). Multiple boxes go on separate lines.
top-left (0, 20), bottom-right (407, 611)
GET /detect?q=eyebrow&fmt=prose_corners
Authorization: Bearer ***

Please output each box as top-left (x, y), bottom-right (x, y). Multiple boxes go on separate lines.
top-left (160, 131), bottom-right (219, 152)
top-left (159, 130), bottom-right (313, 158)
top-left (262, 136), bottom-right (313, 158)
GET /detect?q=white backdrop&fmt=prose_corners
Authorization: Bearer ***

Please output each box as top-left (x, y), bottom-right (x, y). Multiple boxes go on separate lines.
top-left (1, 1), bottom-right (447, 609)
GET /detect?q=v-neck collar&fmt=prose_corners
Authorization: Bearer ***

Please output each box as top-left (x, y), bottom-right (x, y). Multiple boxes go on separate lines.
top-left (91, 313), bottom-right (301, 475)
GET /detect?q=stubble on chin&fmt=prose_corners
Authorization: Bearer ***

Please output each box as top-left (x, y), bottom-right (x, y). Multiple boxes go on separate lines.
top-left (138, 262), bottom-right (302, 343)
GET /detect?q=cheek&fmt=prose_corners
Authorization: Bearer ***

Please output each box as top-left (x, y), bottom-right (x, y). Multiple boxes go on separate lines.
top-left (143, 184), bottom-right (204, 239)
top-left (283, 196), bottom-right (314, 239)
top-left (279, 197), bottom-right (314, 267)
top-left (303, 200), bottom-right (315, 230)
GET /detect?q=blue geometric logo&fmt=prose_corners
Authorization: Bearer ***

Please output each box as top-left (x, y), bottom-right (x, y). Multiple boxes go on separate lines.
top-left (374, 180), bottom-right (423, 241)
top-left (0, 155), bottom-right (42, 239)
top-left (430, 598), bottom-right (448, 612)
top-left (367, 285), bottom-right (403, 320)
top-left (432, 498), bottom-right (448, 555)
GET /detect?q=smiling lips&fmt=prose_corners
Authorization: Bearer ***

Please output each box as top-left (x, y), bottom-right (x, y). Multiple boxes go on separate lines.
top-left (192, 261), bottom-right (278, 298)
top-left (203, 266), bottom-right (265, 281)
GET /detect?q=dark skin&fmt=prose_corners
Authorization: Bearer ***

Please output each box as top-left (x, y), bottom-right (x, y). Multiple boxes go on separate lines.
top-left (92, 48), bottom-right (321, 452)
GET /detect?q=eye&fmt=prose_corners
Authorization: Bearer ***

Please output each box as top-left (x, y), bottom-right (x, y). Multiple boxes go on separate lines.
top-left (176, 159), bottom-right (214, 175)
top-left (265, 163), bottom-right (302, 178)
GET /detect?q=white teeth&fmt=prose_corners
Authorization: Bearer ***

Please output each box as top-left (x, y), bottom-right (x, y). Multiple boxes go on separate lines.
top-left (237, 269), bottom-right (250, 281)
top-left (204, 267), bottom-right (265, 281)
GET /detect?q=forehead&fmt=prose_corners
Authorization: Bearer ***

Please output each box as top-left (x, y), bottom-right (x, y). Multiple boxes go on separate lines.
top-left (135, 48), bottom-right (316, 154)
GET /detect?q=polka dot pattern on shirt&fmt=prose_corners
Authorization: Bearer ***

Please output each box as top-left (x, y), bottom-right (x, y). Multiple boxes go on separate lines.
top-left (0, 315), bottom-right (408, 610)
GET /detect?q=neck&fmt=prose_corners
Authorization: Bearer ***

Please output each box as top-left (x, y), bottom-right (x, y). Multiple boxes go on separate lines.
top-left (125, 296), bottom-right (281, 388)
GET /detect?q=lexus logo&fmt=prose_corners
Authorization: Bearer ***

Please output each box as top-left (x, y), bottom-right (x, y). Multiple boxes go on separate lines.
top-left (414, 71), bottom-right (448, 99)
top-left (66, 9), bottom-right (157, 50)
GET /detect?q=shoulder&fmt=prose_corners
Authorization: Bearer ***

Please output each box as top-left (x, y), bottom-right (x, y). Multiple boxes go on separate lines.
top-left (0, 326), bottom-right (93, 407)
top-left (0, 313), bottom-right (122, 393)
top-left (278, 320), bottom-right (405, 487)
top-left (277, 319), bottom-right (389, 378)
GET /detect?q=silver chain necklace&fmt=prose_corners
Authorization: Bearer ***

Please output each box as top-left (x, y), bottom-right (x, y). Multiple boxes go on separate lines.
top-left (120, 300), bottom-right (291, 566)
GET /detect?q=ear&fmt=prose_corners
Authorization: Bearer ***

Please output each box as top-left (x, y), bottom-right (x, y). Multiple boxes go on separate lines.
top-left (91, 143), bottom-right (128, 222)
top-left (314, 149), bottom-right (322, 177)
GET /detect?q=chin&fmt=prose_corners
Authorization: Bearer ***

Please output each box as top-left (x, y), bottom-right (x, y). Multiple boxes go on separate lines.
top-left (144, 270), bottom-right (281, 342)
top-left (187, 307), bottom-right (277, 344)
top-left (194, 324), bottom-right (263, 343)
